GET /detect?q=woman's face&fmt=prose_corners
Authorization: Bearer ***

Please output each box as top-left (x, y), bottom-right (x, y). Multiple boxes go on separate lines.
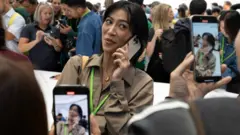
top-left (52, 0), bottom-right (61, 14)
top-left (69, 106), bottom-right (79, 117)
top-left (220, 21), bottom-right (229, 38)
top-left (168, 8), bottom-right (174, 22)
top-left (202, 35), bottom-right (209, 47)
top-left (102, 9), bottom-right (132, 53)
top-left (40, 7), bottom-right (53, 25)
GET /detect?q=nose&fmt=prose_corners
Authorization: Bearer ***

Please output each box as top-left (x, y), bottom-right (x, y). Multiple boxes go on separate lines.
top-left (107, 25), bottom-right (117, 36)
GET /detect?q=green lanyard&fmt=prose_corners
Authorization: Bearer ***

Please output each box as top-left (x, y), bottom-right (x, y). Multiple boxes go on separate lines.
top-left (220, 37), bottom-right (236, 63)
top-left (199, 52), bottom-right (204, 65)
top-left (64, 125), bottom-right (72, 135)
top-left (90, 68), bottom-right (110, 115)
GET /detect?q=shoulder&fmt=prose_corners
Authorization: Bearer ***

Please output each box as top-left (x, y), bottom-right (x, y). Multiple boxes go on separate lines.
top-left (67, 55), bottom-right (83, 67)
top-left (135, 68), bottom-right (153, 84)
top-left (15, 13), bottom-right (25, 23)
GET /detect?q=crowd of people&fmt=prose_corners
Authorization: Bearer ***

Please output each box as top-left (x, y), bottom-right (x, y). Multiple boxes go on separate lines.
top-left (0, 0), bottom-right (240, 135)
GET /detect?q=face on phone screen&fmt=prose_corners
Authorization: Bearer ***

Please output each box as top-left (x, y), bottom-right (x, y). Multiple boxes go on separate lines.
top-left (192, 22), bottom-right (221, 79)
top-left (54, 94), bottom-right (89, 135)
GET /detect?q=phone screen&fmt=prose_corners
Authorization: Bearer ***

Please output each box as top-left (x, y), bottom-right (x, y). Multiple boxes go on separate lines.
top-left (192, 17), bottom-right (221, 82)
top-left (54, 87), bottom-right (90, 135)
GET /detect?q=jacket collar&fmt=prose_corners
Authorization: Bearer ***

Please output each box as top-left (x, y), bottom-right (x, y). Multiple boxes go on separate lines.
top-left (86, 54), bottom-right (135, 86)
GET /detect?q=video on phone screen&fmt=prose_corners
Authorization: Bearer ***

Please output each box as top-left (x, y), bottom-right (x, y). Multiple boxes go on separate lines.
top-left (192, 22), bottom-right (221, 77)
top-left (55, 95), bottom-right (89, 135)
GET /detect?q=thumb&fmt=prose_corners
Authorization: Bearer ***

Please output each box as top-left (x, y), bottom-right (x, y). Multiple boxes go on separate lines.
top-left (90, 115), bottom-right (101, 135)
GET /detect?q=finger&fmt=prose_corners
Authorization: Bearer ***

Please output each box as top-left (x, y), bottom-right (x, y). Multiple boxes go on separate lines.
top-left (112, 52), bottom-right (124, 59)
top-left (113, 59), bottom-right (123, 66)
top-left (49, 125), bottom-right (55, 135)
top-left (212, 76), bottom-right (232, 90)
top-left (90, 115), bottom-right (101, 135)
top-left (60, 24), bottom-right (66, 28)
top-left (172, 54), bottom-right (194, 76)
top-left (116, 48), bottom-right (127, 56)
top-left (184, 52), bottom-right (193, 60)
top-left (221, 64), bottom-right (227, 73)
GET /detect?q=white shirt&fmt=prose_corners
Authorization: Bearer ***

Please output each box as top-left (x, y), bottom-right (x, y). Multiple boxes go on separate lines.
top-left (2, 8), bottom-right (26, 53)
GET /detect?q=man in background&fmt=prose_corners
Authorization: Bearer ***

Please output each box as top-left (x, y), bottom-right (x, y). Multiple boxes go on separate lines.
top-left (11, 0), bottom-right (31, 24)
top-left (212, 8), bottom-right (221, 18)
top-left (223, 1), bottom-right (232, 11)
top-left (65, 0), bottom-right (102, 56)
top-left (21, 0), bottom-right (38, 22)
top-left (0, 0), bottom-right (25, 53)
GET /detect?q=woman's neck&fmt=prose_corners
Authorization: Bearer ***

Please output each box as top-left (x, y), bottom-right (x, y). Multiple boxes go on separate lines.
top-left (102, 52), bottom-right (115, 74)
top-left (38, 23), bottom-right (48, 30)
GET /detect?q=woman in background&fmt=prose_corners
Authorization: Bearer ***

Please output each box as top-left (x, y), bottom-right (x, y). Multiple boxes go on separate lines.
top-left (195, 33), bottom-right (216, 77)
top-left (57, 104), bottom-right (86, 135)
top-left (19, 2), bottom-right (62, 71)
top-left (52, 0), bottom-right (62, 21)
top-left (146, 4), bottom-right (173, 83)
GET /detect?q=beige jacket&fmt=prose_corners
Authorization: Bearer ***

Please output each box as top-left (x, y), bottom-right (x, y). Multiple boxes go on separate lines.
top-left (56, 121), bottom-right (85, 135)
top-left (57, 55), bottom-right (153, 135)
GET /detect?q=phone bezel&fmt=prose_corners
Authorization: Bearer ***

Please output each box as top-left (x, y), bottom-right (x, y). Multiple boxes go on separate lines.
top-left (191, 16), bottom-right (222, 83)
top-left (52, 85), bottom-right (90, 135)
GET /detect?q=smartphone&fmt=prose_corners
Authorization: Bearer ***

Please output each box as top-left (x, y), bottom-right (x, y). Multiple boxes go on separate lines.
top-left (191, 16), bottom-right (221, 82)
top-left (53, 85), bottom-right (90, 135)
top-left (44, 33), bottom-right (54, 40)
top-left (127, 36), bottom-right (141, 60)
top-left (59, 19), bottom-right (67, 27)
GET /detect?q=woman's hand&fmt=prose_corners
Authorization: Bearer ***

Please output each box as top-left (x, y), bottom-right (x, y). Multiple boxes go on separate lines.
top-left (154, 29), bottom-right (163, 39)
top-left (112, 45), bottom-right (130, 81)
top-left (72, 116), bottom-right (80, 127)
top-left (60, 24), bottom-right (72, 34)
top-left (169, 53), bottom-right (232, 102)
top-left (35, 31), bottom-right (44, 43)
top-left (44, 36), bottom-right (57, 46)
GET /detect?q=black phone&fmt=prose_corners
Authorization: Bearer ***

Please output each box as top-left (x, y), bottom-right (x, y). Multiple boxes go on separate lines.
top-left (53, 85), bottom-right (90, 135)
top-left (191, 16), bottom-right (222, 83)
top-left (59, 19), bottom-right (67, 27)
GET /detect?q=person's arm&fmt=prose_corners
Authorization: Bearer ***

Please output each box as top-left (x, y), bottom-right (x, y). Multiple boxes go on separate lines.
top-left (6, 15), bottom-right (25, 41)
top-left (104, 79), bottom-right (153, 135)
top-left (146, 29), bottom-right (163, 58)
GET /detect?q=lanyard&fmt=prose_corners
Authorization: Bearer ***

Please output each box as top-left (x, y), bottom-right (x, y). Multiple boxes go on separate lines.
top-left (199, 52), bottom-right (204, 65)
top-left (220, 37), bottom-right (236, 63)
top-left (90, 68), bottom-right (110, 115)
top-left (64, 125), bottom-right (72, 135)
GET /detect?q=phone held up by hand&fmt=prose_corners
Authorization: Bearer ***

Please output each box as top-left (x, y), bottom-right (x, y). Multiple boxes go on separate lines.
top-left (191, 16), bottom-right (221, 83)
top-left (127, 35), bottom-right (141, 60)
top-left (53, 85), bottom-right (90, 135)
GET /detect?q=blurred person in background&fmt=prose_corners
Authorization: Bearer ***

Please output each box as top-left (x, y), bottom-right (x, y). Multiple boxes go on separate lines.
top-left (150, 1), bottom-right (160, 9)
top-left (52, 0), bottom-right (62, 22)
top-left (223, 1), bottom-right (232, 11)
top-left (56, 113), bottom-right (66, 122)
top-left (57, 104), bottom-right (86, 135)
top-left (57, 1), bottom-right (153, 135)
top-left (206, 9), bottom-right (212, 15)
top-left (212, 8), bottom-right (221, 18)
top-left (65, 0), bottom-right (102, 57)
top-left (219, 11), bottom-right (240, 78)
top-left (146, 4), bottom-right (173, 83)
top-left (11, 0), bottom-right (32, 24)
top-left (0, 56), bottom-right (48, 135)
top-left (236, 31), bottom-right (240, 70)
top-left (21, 0), bottom-right (38, 22)
top-left (1, 0), bottom-right (26, 53)
top-left (212, 2), bottom-right (218, 9)
top-left (19, 2), bottom-right (63, 71)
top-left (100, 0), bottom-right (114, 19)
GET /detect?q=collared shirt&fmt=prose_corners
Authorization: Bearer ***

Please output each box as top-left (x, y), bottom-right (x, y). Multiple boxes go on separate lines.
top-left (76, 11), bottom-right (102, 56)
top-left (20, 23), bottom-right (60, 71)
top-left (56, 121), bottom-right (85, 135)
top-left (2, 8), bottom-right (26, 53)
top-left (57, 55), bottom-right (153, 135)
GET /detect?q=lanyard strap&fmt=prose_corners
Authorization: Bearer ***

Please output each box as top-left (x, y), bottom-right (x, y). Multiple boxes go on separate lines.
top-left (64, 125), bottom-right (72, 135)
top-left (220, 37), bottom-right (236, 63)
top-left (90, 68), bottom-right (110, 115)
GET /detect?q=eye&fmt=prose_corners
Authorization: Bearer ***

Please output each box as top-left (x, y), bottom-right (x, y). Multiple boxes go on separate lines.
top-left (119, 24), bottom-right (127, 29)
top-left (105, 19), bottom-right (112, 25)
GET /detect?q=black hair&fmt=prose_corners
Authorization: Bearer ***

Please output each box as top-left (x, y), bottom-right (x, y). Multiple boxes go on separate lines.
top-left (225, 1), bottom-right (232, 6)
top-left (206, 9), bottom-right (212, 15)
top-left (202, 32), bottom-right (215, 52)
top-left (179, 3), bottom-right (188, 10)
top-left (26, 0), bottom-right (38, 5)
top-left (69, 104), bottom-right (83, 119)
top-left (57, 113), bottom-right (63, 116)
top-left (86, 1), bottom-right (94, 11)
top-left (66, 0), bottom-right (86, 8)
top-left (224, 11), bottom-right (240, 43)
top-left (103, 1), bottom-right (148, 65)
top-left (0, 17), bottom-right (5, 49)
top-left (178, 7), bottom-right (186, 18)
top-left (189, 0), bottom-right (207, 15)
top-left (219, 6), bottom-right (223, 10)
top-left (212, 8), bottom-right (221, 14)
top-left (219, 10), bottom-right (230, 21)
top-left (212, 3), bottom-right (218, 7)
top-left (127, 0), bottom-right (143, 6)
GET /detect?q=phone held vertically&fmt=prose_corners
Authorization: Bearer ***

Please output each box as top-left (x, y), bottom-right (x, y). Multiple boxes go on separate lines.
top-left (191, 16), bottom-right (221, 83)
top-left (127, 36), bottom-right (141, 60)
top-left (53, 85), bottom-right (90, 135)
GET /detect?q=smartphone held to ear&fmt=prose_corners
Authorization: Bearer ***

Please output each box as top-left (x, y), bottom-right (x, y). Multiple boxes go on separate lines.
top-left (191, 16), bottom-right (222, 83)
top-left (53, 85), bottom-right (90, 135)
top-left (127, 36), bottom-right (141, 60)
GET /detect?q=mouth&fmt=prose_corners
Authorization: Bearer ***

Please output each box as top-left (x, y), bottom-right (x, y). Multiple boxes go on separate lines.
top-left (104, 38), bottom-right (116, 44)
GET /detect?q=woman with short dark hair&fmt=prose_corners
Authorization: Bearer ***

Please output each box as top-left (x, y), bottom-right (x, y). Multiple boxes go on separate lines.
top-left (57, 1), bottom-right (153, 135)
